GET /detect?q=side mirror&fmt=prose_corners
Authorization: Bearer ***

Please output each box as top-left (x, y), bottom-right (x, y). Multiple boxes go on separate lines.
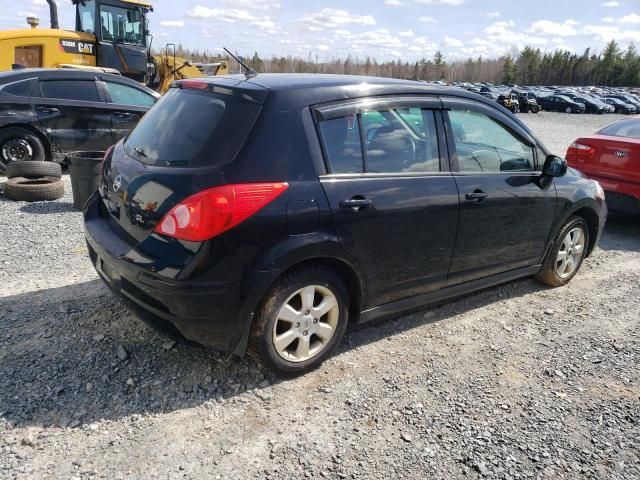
top-left (542, 155), bottom-right (567, 177)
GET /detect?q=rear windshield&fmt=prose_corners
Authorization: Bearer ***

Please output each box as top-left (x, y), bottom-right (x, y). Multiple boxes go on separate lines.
top-left (598, 119), bottom-right (640, 139)
top-left (124, 87), bottom-right (261, 167)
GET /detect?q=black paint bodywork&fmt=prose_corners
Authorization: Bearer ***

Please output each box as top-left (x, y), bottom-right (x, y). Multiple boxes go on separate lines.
top-left (0, 69), bottom-right (157, 162)
top-left (83, 74), bottom-right (607, 356)
top-left (537, 95), bottom-right (587, 113)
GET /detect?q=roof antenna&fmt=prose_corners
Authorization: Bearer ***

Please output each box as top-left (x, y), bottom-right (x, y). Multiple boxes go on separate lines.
top-left (223, 47), bottom-right (257, 78)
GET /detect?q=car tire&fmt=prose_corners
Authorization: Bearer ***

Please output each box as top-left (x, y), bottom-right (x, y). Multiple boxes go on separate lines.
top-left (3, 176), bottom-right (64, 202)
top-left (249, 266), bottom-right (349, 377)
top-left (6, 160), bottom-right (61, 179)
top-left (536, 216), bottom-right (589, 287)
top-left (0, 127), bottom-right (47, 174)
top-left (565, 106), bottom-right (572, 113)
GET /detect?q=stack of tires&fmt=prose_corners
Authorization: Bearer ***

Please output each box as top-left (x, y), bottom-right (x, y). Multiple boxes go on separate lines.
top-left (2, 161), bottom-right (64, 202)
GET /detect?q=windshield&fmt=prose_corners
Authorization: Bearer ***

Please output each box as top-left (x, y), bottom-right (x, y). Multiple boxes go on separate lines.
top-left (124, 87), bottom-right (262, 168)
top-left (99, 4), bottom-right (145, 46)
top-left (599, 119), bottom-right (640, 139)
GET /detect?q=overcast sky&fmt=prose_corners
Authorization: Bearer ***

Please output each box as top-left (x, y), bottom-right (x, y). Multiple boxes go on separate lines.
top-left (2, 0), bottom-right (639, 61)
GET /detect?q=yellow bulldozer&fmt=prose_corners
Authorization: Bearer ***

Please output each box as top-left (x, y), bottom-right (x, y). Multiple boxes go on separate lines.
top-left (0, 0), bottom-right (228, 93)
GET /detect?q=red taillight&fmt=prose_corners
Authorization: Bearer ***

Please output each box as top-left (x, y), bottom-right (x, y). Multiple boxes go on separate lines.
top-left (180, 80), bottom-right (208, 91)
top-left (568, 142), bottom-right (596, 155)
top-left (154, 182), bottom-right (289, 241)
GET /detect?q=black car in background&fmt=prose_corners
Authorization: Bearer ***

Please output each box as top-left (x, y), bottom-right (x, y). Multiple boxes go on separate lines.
top-left (0, 69), bottom-right (159, 172)
top-left (537, 95), bottom-right (586, 113)
top-left (85, 74), bottom-right (606, 376)
top-left (607, 94), bottom-right (640, 110)
top-left (604, 97), bottom-right (637, 114)
top-left (571, 96), bottom-right (606, 114)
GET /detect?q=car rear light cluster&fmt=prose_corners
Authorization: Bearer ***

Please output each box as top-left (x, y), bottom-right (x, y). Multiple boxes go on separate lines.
top-left (154, 182), bottom-right (288, 241)
top-left (179, 80), bottom-right (209, 91)
top-left (568, 142), bottom-right (596, 155)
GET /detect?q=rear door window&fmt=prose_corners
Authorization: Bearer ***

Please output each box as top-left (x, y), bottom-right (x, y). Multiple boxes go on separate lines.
top-left (0, 78), bottom-right (35, 97)
top-left (123, 87), bottom-right (262, 167)
top-left (318, 106), bottom-right (440, 174)
top-left (37, 80), bottom-right (101, 102)
top-left (318, 116), bottom-right (364, 174)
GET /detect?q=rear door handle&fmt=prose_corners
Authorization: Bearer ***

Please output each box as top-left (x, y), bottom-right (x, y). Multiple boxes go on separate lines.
top-left (34, 106), bottom-right (59, 114)
top-left (113, 111), bottom-right (134, 118)
top-left (465, 190), bottom-right (489, 203)
top-left (339, 198), bottom-right (372, 211)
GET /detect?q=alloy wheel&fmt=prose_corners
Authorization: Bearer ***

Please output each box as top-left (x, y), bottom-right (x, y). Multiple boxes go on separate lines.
top-left (272, 285), bottom-right (340, 363)
top-left (556, 227), bottom-right (586, 279)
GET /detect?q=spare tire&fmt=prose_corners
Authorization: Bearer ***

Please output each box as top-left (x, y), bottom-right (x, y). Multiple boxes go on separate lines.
top-left (6, 160), bottom-right (62, 179)
top-left (3, 176), bottom-right (64, 202)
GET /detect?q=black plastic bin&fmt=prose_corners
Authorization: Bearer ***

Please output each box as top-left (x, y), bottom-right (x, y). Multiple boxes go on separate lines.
top-left (67, 151), bottom-right (105, 209)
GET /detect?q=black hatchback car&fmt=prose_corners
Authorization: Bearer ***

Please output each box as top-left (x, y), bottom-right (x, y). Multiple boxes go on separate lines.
top-left (84, 74), bottom-right (607, 376)
top-left (0, 68), bottom-right (159, 172)
top-left (537, 95), bottom-right (586, 114)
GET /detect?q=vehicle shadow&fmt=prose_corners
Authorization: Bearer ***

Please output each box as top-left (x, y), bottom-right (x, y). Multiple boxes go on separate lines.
top-left (19, 202), bottom-right (76, 214)
top-left (599, 214), bottom-right (640, 252)
top-left (0, 274), bottom-right (543, 429)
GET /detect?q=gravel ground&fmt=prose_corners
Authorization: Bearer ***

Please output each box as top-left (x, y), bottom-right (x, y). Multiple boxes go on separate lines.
top-left (0, 112), bottom-right (638, 480)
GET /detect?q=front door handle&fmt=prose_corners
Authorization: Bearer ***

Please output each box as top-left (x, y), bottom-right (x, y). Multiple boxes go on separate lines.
top-left (34, 106), bottom-right (60, 114)
top-left (339, 197), bottom-right (372, 211)
top-left (465, 190), bottom-right (489, 203)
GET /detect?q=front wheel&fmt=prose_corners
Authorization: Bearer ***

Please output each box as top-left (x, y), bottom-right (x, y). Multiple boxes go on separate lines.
top-left (249, 266), bottom-right (349, 376)
top-left (565, 106), bottom-right (572, 114)
top-left (536, 216), bottom-right (589, 287)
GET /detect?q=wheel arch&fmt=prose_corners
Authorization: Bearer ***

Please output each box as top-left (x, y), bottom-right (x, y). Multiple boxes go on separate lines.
top-left (545, 199), bottom-right (602, 261)
top-left (233, 247), bottom-right (365, 357)
top-left (571, 206), bottom-right (600, 256)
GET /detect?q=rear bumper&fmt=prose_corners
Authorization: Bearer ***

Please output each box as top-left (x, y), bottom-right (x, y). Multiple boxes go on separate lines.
top-left (605, 191), bottom-right (640, 216)
top-left (579, 172), bottom-right (640, 215)
top-left (83, 193), bottom-right (274, 354)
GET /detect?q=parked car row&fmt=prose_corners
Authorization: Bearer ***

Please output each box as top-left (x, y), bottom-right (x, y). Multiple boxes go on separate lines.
top-left (452, 82), bottom-right (640, 115)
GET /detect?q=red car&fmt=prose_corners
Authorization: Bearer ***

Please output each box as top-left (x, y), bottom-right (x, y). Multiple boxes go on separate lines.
top-left (566, 116), bottom-right (640, 215)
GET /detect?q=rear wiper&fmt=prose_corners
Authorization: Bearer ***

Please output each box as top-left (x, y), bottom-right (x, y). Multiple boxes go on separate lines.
top-left (133, 146), bottom-right (148, 158)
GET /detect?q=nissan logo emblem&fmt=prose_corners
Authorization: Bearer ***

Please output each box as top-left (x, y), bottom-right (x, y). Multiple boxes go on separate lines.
top-left (112, 175), bottom-right (122, 192)
top-left (615, 151), bottom-right (629, 158)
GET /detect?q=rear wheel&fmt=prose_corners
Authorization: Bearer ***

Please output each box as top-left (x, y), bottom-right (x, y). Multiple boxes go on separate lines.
top-left (0, 127), bottom-right (47, 173)
top-left (536, 216), bottom-right (589, 287)
top-left (565, 106), bottom-right (572, 114)
top-left (249, 266), bottom-right (349, 376)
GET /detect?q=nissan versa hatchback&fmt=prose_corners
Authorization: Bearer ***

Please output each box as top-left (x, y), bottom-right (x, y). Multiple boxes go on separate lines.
top-left (84, 74), bottom-right (607, 376)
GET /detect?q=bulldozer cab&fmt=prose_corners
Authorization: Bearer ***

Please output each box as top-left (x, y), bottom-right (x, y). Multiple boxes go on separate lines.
top-left (73, 0), bottom-right (151, 82)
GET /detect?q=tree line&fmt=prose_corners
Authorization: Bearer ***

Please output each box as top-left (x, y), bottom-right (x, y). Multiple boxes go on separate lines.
top-left (159, 40), bottom-right (639, 87)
